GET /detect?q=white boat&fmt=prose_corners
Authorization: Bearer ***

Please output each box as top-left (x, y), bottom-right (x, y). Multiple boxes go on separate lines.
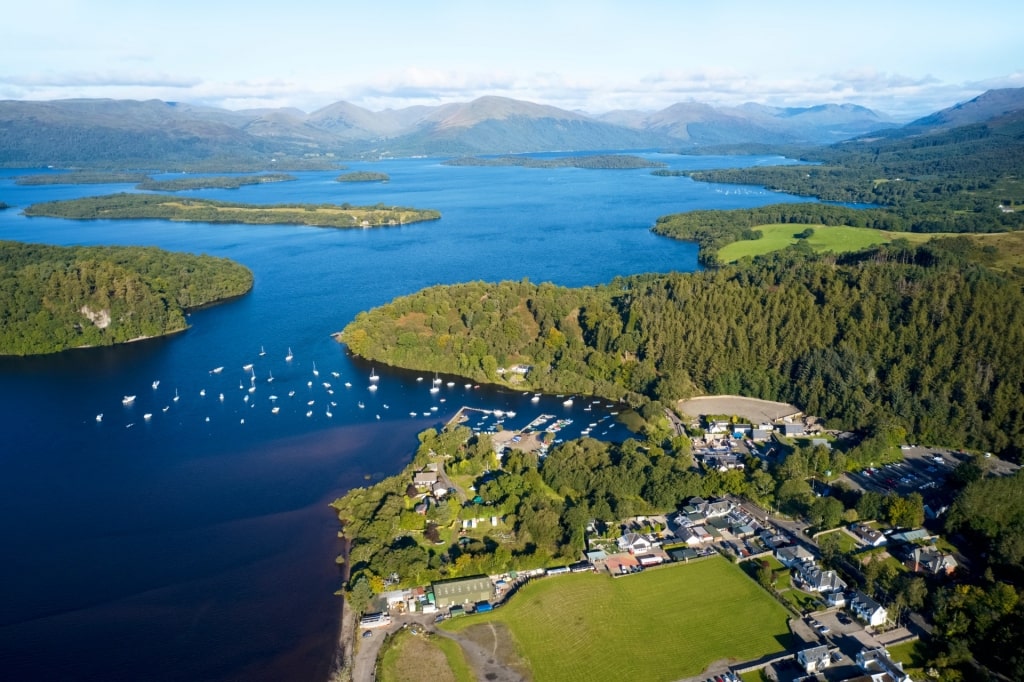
top-left (285, 348), bottom-right (294, 362)
top-left (344, 382), bottom-right (352, 388)
top-left (383, 404), bottom-right (389, 409)
top-left (269, 395), bottom-right (278, 401)
top-left (410, 411), bottom-right (417, 417)
top-left (143, 413), bottom-right (152, 421)
top-left (95, 413), bottom-right (103, 422)
top-left (244, 395), bottom-right (249, 403)
top-left (219, 393), bottom-right (225, 401)
top-left (259, 346), bottom-right (266, 357)
top-left (358, 401), bottom-right (365, 409)
top-left (240, 418), bottom-right (245, 424)
top-left (306, 410), bottom-right (313, 418)
top-left (326, 407), bottom-right (333, 418)
top-left (446, 381), bottom-right (455, 387)
top-left (429, 385), bottom-right (439, 394)
top-left (242, 363), bottom-right (253, 371)
top-left (465, 383), bottom-right (472, 389)
top-left (271, 406), bottom-right (280, 414)
top-left (507, 411), bottom-right (516, 417)
top-left (369, 368), bottom-right (379, 382)
top-left (312, 361), bottom-right (319, 377)
top-left (332, 371), bottom-right (340, 378)
top-left (563, 398), bottom-right (574, 406)
top-left (200, 389), bottom-right (206, 397)
top-left (173, 389), bottom-right (179, 402)
top-left (417, 377), bottom-right (424, 382)
top-left (432, 374), bottom-right (442, 385)
top-left (248, 385), bottom-right (256, 394)
top-left (122, 395), bottom-right (136, 405)
top-left (422, 412), bottom-right (430, 417)
top-left (307, 400), bottom-right (315, 406)
top-left (368, 384), bottom-right (378, 392)
top-left (322, 382), bottom-right (331, 389)
top-left (430, 406), bottom-right (438, 412)
top-left (211, 367), bottom-right (224, 374)
top-left (152, 380), bottom-right (160, 390)
top-left (307, 381), bottom-right (313, 387)
top-left (288, 390), bottom-right (296, 397)
top-left (205, 417), bottom-right (210, 422)
top-left (494, 410), bottom-right (504, 417)
top-left (267, 371), bottom-right (274, 383)
top-left (531, 394), bottom-right (540, 403)
top-left (162, 406), bottom-right (169, 413)
top-left (376, 414), bottom-right (381, 420)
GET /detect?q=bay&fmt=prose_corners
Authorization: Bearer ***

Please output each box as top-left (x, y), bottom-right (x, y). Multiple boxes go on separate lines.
top-left (0, 153), bottom-right (811, 681)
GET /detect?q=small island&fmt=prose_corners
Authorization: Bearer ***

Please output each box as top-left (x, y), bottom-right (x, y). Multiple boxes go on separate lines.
top-left (0, 241), bottom-right (253, 355)
top-left (336, 171), bottom-right (390, 183)
top-left (443, 154), bottom-right (667, 170)
top-left (15, 171), bottom-right (151, 186)
top-left (135, 173), bottom-right (296, 191)
top-left (24, 193), bottom-right (441, 229)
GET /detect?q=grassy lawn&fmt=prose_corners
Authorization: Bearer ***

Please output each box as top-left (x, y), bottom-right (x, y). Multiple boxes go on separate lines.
top-left (886, 639), bottom-right (928, 679)
top-left (718, 224), bottom-right (943, 262)
top-left (443, 557), bottom-right (791, 681)
top-left (820, 529), bottom-right (859, 554)
top-left (779, 587), bottom-right (823, 614)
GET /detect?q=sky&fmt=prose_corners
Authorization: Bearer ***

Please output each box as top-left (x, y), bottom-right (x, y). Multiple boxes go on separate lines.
top-left (3, 0), bottom-right (1022, 119)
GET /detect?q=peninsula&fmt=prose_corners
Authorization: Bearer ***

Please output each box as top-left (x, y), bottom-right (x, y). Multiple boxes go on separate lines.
top-left (24, 193), bottom-right (441, 229)
top-left (0, 241), bottom-right (253, 355)
top-left (135, 173), bottom-right (296, 191)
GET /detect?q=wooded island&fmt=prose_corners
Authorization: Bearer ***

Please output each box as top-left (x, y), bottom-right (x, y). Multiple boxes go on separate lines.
top-left (24, 193), bottom-right (441, 229)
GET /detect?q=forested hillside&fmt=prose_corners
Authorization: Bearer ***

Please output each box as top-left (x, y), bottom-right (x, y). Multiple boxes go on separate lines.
top-left (0, 241), bottom-right (253, 355)
top-left (340, 243), bottom-right (1024, 456)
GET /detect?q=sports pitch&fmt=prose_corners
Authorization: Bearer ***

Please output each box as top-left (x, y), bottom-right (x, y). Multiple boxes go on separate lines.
top-left (444, 556), bottom-right (792, 681)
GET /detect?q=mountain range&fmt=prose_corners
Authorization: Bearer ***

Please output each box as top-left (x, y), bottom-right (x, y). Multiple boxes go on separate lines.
top-left (0, 89), bottom-right (1021, 168)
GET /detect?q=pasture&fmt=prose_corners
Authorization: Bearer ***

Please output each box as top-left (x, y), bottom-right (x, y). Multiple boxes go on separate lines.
top-left (443, 556), bottom-right (791, 682)
top-left (717, 223), bottom-right (940, 262)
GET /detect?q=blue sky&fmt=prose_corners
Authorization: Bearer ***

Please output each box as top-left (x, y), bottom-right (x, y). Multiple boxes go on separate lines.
top-left (3, 0), bottom-right (1021, 118)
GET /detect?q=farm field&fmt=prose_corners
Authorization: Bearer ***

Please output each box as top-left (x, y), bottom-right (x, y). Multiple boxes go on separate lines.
top-left (717, 224), bottom-right (942, 262)
top-left (443, 556), bottom-right (792, 682)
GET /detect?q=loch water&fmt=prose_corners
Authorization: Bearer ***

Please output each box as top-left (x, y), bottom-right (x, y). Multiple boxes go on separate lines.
top-left (0, 154), bottom-right (811, 681)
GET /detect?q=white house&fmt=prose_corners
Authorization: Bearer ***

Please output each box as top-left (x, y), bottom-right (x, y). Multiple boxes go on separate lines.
top-left (857, 647), bottom-right (912, 682)
top-left (851, 590), bottom-right (888, 627)
top-left (617, 532), bottom-right (653, 554)
top-left (797, 645), bottom-right (832, 674)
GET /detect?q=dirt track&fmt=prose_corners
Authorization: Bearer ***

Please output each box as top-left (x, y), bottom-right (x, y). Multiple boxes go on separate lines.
top-left (677, 395), bottom-right (801, 423)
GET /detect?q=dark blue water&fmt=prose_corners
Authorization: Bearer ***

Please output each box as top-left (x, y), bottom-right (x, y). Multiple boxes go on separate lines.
top-left (0, 154), bottom-right (811, 681)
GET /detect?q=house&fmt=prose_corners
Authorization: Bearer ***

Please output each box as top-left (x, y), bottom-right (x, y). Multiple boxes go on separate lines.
top-left (797, 645), bottom-right (832, 674)
top-left (856, 647), bottom-right (912, 682)
top-left (825, 591), bottom-right (846, 608)
top-left (798, 566), bottom-right (847, 593)
top-left (617, 532), bottom-right (653, 554)
top-left (703, 453), bottom-right (745, 472)
top-left (850, 523), bottom-right (887, 547)
top-left (909, 547), bottom-right (958, 576)
top-left (850, 590), bottom-right (888, 627)
top-left (432, 575), bottom-right (494, 608)
top-left (705, 498), bottom-right (733, 518)
top-left (751, 428), bottom-right (772, 441)
top-left (776, 545), bottom-right (816, 568)
top-left (413, 471), bottom-right (438, 487)
top-left (677, 525), bottom-right (712, 546)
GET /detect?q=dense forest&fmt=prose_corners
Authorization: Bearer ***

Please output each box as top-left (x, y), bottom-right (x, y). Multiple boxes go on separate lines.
top-left (0, 241), bottom-right (253, 355)
top-left (15, 172), bottom-right (151, 186)
top-left (340, 242), bottom-right (1024, 456)
top-left (442, 154), bottom-right (666, 169)
top-left (24, 192), bottom-right (442, 229)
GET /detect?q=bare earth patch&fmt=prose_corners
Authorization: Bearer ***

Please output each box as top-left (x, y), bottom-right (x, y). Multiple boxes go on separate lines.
top-left (380, 630), bottom-right (458, 682)
top-left (677, 395), bottom-right (801, 423)
top-left (440, 622), bottom-right (531, 682)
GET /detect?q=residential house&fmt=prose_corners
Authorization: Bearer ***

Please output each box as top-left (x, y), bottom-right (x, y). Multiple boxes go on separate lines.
top-left (413, 471), bottom-right (438, 487)
top-left (432, 483), bottom-right (449, 498)
top-left (850, 523), bottom-right (887, 547)
top-left (751, 428), bottom-right (772, 441)
top-left (676, 525), bottom-right (713, 546)
top-left (825, 591), bottom-right (846, 608)
top-left (617, 532), bottom-right (653, 554)
top-left (702, 453), bottom-right (745, 472)
top-left (431, 575), bottom-right (494, 608)
top-left (798, 565), bottom-right (847, 593)
top-left (797, 645), bottom-right (832, 674)
top-left (850, 590), bottom-right (888, 627)
top-left (856, 647), bottom-right (912, 682)
top-left (776, 545), bottom-right (816, 568)
top-left (909, 547), bottom-right (958, 576)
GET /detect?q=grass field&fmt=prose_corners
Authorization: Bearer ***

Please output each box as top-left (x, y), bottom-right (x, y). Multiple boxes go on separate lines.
top-left (443, 557), bottom-right (792, 681)
top-left (718, 224), bottom-right (942, 262)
